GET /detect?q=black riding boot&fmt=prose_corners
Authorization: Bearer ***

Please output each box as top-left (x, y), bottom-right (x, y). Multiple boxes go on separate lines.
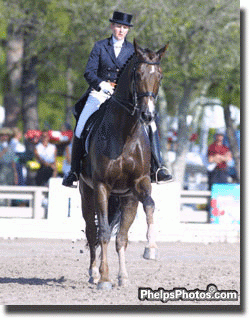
top-left (62, 136), bottom-right (84, 187)
top-left (148, 124), bottom-right (173, 183)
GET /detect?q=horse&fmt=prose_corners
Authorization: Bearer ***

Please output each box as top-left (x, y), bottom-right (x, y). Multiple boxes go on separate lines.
top-left (79, 39), bottom-right (169, 289)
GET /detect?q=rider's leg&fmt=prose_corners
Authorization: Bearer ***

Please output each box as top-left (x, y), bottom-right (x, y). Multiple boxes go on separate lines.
top-left (62, 135), bottom-right (82, 187)
top-left (148, 121), bottom-right (173, 183)
top-left (75, 96), bottom-right (101, 139)
top-left (62, 92), bottom-right (108, 187)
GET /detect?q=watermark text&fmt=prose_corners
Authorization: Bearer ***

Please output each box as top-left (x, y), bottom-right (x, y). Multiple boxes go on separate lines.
top-left (138, 284), bottom-right (238, 303)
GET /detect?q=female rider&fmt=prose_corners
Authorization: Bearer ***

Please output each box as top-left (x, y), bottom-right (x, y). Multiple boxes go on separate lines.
top-left (63, 11), bottom-right (172, 187)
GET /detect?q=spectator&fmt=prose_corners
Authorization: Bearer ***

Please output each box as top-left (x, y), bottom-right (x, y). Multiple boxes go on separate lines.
top-left (9, 127), bottom-right (26, 185)
top-left (0, 128), bottom-right (18, 186)
top-left (207, 130), bottom-right (232, 190)
top-left (34, 131), bottom-right (57, 186)
top-left (62, 141), bottom-right (72, 177)
top-left (24, 132), bottom-right (41, 186)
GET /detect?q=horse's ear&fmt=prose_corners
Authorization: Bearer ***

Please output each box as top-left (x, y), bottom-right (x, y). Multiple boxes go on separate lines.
top-left (157, 42), bottom-right (169, 61)
top-left (133, 38), bottom-right (145, 59)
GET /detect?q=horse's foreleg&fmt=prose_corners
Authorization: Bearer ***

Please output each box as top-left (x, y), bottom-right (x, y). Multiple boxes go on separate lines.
top-left (116, 196), bottom-right (138, 286)
top-left (94, 182), bottom-right (112, 289)
top-left (142, 195), bottom-right (158, 260)
top-left (135, 176), bottom-right (158, 260)
top-left (80, 180), bottom-right (100, 284)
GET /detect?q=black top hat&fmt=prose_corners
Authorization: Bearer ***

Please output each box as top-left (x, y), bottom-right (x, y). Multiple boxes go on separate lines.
top-left (109, 11), bottom-right (133, 27)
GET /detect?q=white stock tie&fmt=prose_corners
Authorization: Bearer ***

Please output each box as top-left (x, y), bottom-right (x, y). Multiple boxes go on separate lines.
top-left (114, 43), bottom-right (122, 57)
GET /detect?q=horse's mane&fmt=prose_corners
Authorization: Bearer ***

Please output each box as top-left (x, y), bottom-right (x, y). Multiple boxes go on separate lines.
top-left (116, 53), bottom-right (137, 83)
top-left (116, 47), bottom-right (159, 84)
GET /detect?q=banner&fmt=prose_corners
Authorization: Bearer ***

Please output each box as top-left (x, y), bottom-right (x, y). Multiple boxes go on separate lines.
top-left (210, 184), bottom-right (240, 224)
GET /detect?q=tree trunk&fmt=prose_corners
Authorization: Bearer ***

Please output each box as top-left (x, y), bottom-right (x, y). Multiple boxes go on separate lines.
top-left (65, 54), bottom-right (74, 126)
top-left (224, 104), bottom-right (240, 182)
top-left (3, 23), bottom-right (23, 127)
top-left (157, 87), bottom-right (169, 164)
top-left (21, 27), bottom-right (39, 132)
top-left (172, 82), bottom-right (194, 185)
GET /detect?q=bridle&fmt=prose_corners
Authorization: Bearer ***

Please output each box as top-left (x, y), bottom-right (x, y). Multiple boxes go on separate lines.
top-left (111, 59), bottom-right (162, 118)
top-left (133, 59), bottom-right (161, 104)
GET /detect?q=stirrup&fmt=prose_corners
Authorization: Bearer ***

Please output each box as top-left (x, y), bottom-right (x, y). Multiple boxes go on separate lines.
top-left (62, 172), bottom-right (79, 188)
top-left (155, 166), bottom-right (173, 184)
top-left (68, 180), bottom-right (78, 189)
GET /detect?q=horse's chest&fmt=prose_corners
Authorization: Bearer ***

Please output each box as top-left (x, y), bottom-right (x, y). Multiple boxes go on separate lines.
top-left (106, 145), bottom-right (146, 186)
top-left (107, 156), bottom-right (135, 177)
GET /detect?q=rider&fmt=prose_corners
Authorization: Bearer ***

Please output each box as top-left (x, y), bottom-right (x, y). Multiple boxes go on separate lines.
top-left (62, 11), bottom-right (172, 187)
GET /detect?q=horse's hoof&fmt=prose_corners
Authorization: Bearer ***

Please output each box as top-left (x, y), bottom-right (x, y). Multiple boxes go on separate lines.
top-left (89, 276), bottom-right (99, 284)
top-left (97, 281), bottom-right (113, 290)
top-left (143, 247), bottom-right (158, 260)
top-left (89, 267), bottom-right (100, 284)
top-left (118, 277), bottom-right (129, 287)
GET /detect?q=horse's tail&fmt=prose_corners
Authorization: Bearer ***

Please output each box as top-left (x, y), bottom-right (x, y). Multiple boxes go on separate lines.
top-left (91, 195), bottom-right (121, 248)
top-left (108, 195), bottom-right (122, 236)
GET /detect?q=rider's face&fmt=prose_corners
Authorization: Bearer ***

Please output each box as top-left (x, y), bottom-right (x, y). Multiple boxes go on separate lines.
top-left (110, 23), bottom-right (130, 41)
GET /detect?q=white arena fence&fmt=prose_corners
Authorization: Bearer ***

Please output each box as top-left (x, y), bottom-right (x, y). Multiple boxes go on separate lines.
top-left (0, 186), bottom-right (48, 219)
top-left (0, 179), bottom-right (240, 243)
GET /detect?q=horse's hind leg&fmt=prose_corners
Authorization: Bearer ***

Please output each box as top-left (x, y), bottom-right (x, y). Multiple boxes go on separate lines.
top-left (80, 180), bottom-right (100, 284)
top-left (116, 195), bottom-right (138, 286)
top-left (135, 176), bottom-right (158, 260)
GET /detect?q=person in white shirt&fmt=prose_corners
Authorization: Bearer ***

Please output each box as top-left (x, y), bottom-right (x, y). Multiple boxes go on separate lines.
top-left (34, 131), bottom-right (57, 186)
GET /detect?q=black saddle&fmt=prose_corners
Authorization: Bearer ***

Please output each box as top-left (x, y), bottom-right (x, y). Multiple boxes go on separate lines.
top-left (80, 101), bottom-right (108, 154)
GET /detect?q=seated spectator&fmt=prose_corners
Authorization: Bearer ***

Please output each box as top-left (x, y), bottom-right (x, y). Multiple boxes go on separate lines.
top-left (61, 123), bottom-right (73, 177)
top-left (9, 127), bottom-right (26, 186)
top-left (62, 141), bottom-right (72, 177)
top-left (24, 131), bottom-right (41, 186)
top-left (207, 130), bottom-right (232, 190)
top-left (34, 131), bottom-right (57, 186)
top-left (0, 128), bottom-right (18, 185)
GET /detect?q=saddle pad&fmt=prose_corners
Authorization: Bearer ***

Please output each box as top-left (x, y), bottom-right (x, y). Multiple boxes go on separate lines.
top-left (81, 103), bottom-right (107, 154)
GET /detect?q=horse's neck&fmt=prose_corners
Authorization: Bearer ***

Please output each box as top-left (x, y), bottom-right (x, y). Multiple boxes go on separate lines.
top-left (113, 55), bottom-right (136, 102)
top-left (105, 55), bottom-right (139, 135)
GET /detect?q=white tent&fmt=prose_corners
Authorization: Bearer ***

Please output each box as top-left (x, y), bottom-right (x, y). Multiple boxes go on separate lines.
top-left (0, 106), bottom-right (5, 127)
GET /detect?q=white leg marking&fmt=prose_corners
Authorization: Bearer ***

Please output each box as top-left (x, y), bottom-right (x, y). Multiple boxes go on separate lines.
top-left (146, 224), bottom-right (157, 248)
top-left (118, 246), bottom-right (128, 285)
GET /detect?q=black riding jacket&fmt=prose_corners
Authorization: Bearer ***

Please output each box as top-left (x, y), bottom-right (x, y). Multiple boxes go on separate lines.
top-left (73, 36), bottom-right (134, 121)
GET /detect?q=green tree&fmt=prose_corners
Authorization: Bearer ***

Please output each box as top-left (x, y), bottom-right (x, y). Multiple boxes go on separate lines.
top-left (132, 0), bottom-right (240, 184)
top-left (0, 0), bottom-right (240, 188)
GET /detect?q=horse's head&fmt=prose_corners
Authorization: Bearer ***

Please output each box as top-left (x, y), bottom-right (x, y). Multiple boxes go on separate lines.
top-left (133, 39), bottom-right (169, 124)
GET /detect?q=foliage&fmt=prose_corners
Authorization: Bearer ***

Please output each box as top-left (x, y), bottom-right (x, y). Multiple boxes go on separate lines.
top-left (0, 0), bottom-right (240, 130)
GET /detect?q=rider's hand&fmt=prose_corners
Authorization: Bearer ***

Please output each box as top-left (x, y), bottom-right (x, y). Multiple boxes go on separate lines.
top-left (99, 81), bottom-right (114, 95)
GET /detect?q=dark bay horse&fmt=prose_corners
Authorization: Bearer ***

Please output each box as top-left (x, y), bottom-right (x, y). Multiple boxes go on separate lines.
top-left (79, 40), bottom-right (168, 289)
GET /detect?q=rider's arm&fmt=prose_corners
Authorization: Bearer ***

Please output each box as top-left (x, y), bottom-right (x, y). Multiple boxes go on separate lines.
top-left (84, 42), bottom-right (103, 91)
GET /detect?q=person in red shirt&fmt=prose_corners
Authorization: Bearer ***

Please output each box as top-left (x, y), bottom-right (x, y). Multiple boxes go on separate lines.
top-left (207, 131), bottom-right (232, 190)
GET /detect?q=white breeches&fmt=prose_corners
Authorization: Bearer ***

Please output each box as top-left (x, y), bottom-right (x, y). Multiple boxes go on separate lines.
top-left (75, 90), bottom-right (110, 138)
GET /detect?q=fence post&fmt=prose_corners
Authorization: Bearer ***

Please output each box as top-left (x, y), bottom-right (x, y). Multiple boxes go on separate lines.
top-left (33, 188), bottom-right (45, 219)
